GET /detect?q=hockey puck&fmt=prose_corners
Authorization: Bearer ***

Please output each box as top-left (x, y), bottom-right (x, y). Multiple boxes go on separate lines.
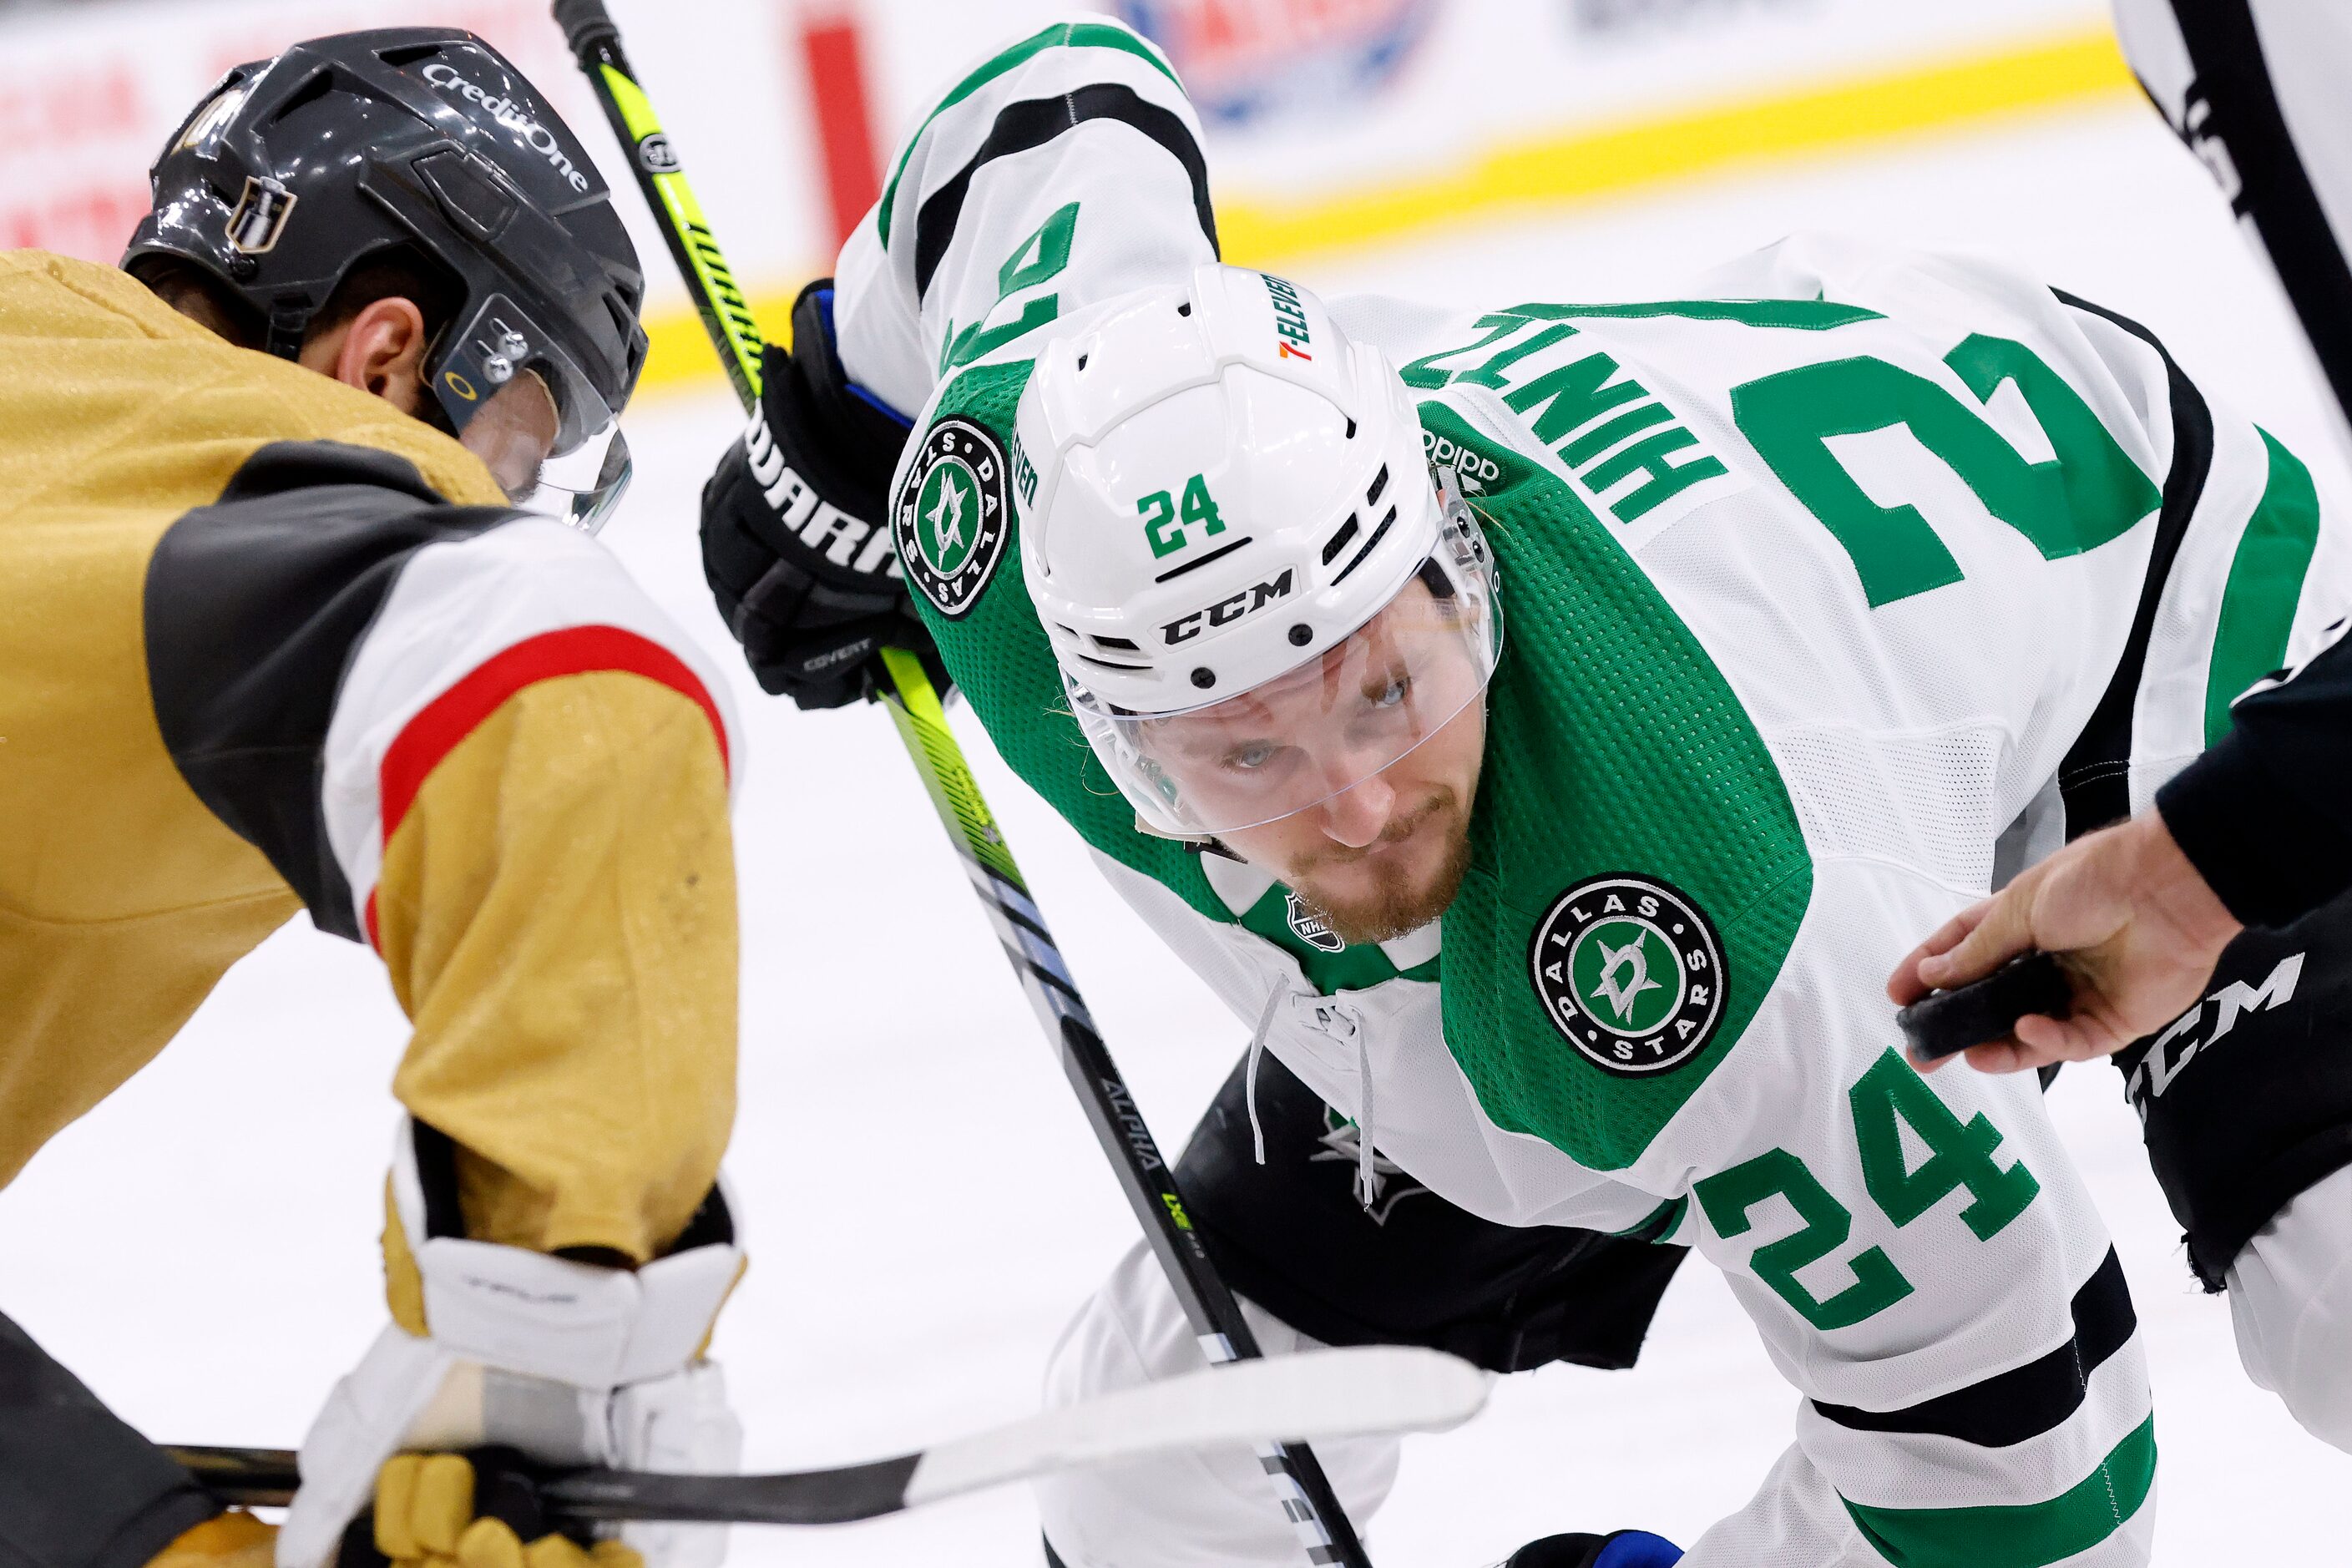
top-left (1896, 951), bottom-right (2072, 1064)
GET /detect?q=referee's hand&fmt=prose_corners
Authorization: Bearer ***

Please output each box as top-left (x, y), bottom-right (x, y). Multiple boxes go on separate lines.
top-left (1886, 810), bottom-right (2242, 1074)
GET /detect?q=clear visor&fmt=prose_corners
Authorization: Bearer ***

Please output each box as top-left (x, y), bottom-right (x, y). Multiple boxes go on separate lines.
top-left (431, 296), bottom-right (633, 534)
top-left (1070, 488), bottom-right (1501, 838)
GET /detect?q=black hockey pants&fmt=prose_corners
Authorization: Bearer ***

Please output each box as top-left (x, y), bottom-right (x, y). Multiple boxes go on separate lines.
top-left (0, 1309), bottom-right (219, 1568)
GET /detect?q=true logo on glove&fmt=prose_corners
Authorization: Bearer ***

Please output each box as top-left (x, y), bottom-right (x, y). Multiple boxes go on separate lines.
top-left (896, 418), bottom-right (1010, 619)
top-left (1530, 874), bottom-right (1724, 1076)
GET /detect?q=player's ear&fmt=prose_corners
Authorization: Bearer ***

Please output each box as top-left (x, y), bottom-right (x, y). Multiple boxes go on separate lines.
top-left (306, 296), bottom-right (431, 417)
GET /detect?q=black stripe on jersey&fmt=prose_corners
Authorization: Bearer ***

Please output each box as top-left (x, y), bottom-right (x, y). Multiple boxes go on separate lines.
top-left (1812, 1248), bottom-right (2134, 1447)
top-left (409, 1119), bottom-right (470, 1241)
top-left (2162, 0), bottom-right (2352, 431)
top-left (144, 442), bottom-right (518, 941)
top-left (2051, 292), bottom-right (2216, 838)
top-left (1614, 1196), bottom-right (1688, 1245)
top-left (911, 82), bottom-right (1217, 301)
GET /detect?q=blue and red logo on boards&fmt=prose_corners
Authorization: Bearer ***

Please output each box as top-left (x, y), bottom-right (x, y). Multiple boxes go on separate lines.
top-left (1116, 0), bottom-right (1437, 128)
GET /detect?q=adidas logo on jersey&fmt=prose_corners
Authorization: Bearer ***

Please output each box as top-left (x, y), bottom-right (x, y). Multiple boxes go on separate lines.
top-left (1421, 432), bottom-right (1501, 492)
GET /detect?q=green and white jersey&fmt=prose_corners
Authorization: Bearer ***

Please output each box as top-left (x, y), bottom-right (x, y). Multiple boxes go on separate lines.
top-left (834, 17), bottom-right (2350, 1568)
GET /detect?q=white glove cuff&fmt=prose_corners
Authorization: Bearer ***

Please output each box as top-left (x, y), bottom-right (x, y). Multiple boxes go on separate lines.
top-left (390, 1118), bottom-right (744, 1388)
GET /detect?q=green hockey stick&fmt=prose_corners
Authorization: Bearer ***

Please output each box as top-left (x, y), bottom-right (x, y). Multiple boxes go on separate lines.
top-left (549, 5), bottom-right (1378, 1563)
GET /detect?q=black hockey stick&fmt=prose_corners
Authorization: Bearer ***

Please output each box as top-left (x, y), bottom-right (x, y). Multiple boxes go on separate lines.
top-left (164, 1345), bottom-right (1483, 1522)
top-left (551, 4), bottom-right (1378, 1562)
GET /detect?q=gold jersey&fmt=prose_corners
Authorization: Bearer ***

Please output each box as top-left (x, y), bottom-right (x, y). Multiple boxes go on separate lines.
top-left (0, 251), bottom-right (736, 1262)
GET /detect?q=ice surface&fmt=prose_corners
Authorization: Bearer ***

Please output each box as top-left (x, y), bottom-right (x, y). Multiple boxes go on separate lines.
top-left (1, 99), bottom-right (2343, 1565)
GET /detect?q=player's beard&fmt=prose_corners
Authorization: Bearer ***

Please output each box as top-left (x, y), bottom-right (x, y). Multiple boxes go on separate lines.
top-left (1283, 788), bottom-right (1474, 945)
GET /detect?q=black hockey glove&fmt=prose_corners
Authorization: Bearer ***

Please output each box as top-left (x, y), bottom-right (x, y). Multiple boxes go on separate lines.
top-left (1504, 1530), bottom-right (1683, 1568)
top-left (700, 280), bottom-right (935, 709)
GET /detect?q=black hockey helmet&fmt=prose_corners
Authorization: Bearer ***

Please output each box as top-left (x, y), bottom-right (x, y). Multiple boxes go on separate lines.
top-left (124, 28), bottom-right (644, 527)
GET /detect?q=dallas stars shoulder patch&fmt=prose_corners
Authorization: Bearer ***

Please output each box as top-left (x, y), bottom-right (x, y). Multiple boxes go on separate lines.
top-left (1530, 873), bottom-right (1726, 1077)
top-left (895, 417), bottom-right (1010, 619)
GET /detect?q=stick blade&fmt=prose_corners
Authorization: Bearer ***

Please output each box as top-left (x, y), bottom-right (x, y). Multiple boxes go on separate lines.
top-left (163, 1348), bottom-right (1488, 1526)
top-left (546, 1454), bottom-right (920, 1525)
top-left (1161, 1344), bottom-right (1492, 1445)
top-left (906, 1345), bottom-right (1488, 1508)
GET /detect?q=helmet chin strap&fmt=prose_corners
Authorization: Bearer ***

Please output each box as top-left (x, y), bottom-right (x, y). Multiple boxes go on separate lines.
top-left (265, 298), bottom-right (311, 362)
top-left (1131, 810), bottom-right (1227, 850)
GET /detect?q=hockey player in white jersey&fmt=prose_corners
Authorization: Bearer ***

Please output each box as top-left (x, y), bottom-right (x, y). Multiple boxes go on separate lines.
top-left (1875, 0), bottom-right (2352, 1462)
top-left (699, 16), bottom-right (2352, 1565)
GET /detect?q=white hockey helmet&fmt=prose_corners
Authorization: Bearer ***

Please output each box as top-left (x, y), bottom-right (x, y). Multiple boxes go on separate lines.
top-left (1015, 263), bottom-right (1500, 837)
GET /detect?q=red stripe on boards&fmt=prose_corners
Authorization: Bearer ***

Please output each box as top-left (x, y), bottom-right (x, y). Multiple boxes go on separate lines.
top-left (364, 625), bottom-right (729, 949)
top-left (799, 11), bottom-right (885, 249)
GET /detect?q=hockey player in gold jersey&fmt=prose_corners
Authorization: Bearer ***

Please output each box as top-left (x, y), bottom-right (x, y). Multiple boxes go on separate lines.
top-left (2, 32), bottom-right (743, 1568)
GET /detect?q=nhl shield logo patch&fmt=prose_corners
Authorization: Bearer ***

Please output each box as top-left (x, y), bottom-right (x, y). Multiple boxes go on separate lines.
top-left (895, 417), bottom-right (1009, 619)
top-left (1286, 891), bottom-right (1346, 953)
top-left (1530, 873), bottom-right (1725, 1077)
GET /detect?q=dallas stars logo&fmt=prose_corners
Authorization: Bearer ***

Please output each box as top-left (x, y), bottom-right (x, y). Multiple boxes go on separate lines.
top-left (1529, 873), bottom-right (1725, 1077)
top-left (1591, 932), bottom-right (1662, 1022)
top-left (1308, 1108), bottom-right (1427, 1224)
top-left (893, 417), bottom-right (1009, 619)
top-left (924, 463), bottom-right (970, 566)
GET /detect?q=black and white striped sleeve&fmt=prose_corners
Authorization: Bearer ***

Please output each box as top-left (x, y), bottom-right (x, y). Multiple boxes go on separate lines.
top-left (2159, 617), bottom-right (2352, 924)
top-left (145, 439), bottom-right (736, 943)
top-left (2115, 0), bottom-right (2352, 458)
top-left (831, 13), bottom-right (1220, 414)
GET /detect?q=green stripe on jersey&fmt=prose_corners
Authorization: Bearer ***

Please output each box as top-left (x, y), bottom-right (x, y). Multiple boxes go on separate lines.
top-left (877, 22), bottom-right (1181, 246)
top-left (2206, 429), bottom-right (2322, 744)
top-left (1842, 1416), bottom-right (2156, 1568)
top-left (1499, 298), bottom-right (1884, 330)
top-left (1421, 399), bottom-right (1811, 1170)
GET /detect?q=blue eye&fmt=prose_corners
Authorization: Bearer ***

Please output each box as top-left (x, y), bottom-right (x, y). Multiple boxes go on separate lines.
top-left (1228, 741), bottom-right (1279, 771)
